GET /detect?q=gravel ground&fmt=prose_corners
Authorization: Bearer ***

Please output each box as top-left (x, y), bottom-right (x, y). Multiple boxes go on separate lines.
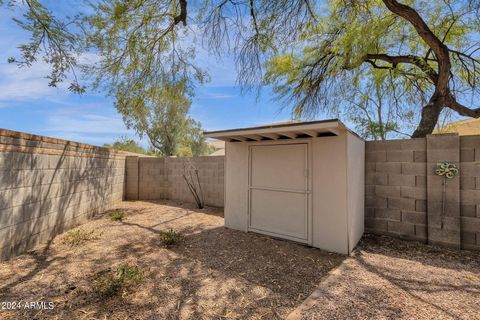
top-left (1, 201), bottom-right (479, 320)
top-left (290, 234), bottom-right (480, 320)
top-left (0, 201), bottom-right (344, 320)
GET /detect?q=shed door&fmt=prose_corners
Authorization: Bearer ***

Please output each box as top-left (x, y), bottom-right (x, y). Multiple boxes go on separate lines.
top-left (248, 143), bottom-right (309, 242)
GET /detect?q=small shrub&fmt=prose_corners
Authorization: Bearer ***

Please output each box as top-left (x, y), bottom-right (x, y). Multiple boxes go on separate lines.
top-left (110, 210), bottom-right (126, 221)
top-left (61, 229), bottom-right (97, 246)
top-left (94, 265), bottom-right (143, 297)
top-left (160, 229), bottom-right (182, 246)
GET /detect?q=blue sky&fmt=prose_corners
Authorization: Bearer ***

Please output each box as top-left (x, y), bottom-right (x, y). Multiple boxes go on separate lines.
top-left (0, 2), bottom-right (303, 147)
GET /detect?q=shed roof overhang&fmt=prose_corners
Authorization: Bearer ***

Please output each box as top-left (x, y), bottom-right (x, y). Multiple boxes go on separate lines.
top-left (204, 119), bottom-right (347, 142)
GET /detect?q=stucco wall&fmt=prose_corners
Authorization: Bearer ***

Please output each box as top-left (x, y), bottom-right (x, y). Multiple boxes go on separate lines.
top-left (0, 129), bottom-right (125, 261)
top-left (125, 156), bottom-right (224, 207)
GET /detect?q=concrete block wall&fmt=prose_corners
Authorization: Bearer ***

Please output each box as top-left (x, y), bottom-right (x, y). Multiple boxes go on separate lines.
top-left (460, 136), bottom-right (480, 250)
top-left (365, 138), bottom-right (427, 242)
top-left (366, 133), bottom-right (480, 250)
top-left (427, 134), bottom-right (460, 248)
top-left (167, 157), bottom-right (224, 207)
top-left (0, 129), bottom-right (126, 261)
top-left (139, 157), bottom-right (168, 200)
top-left (126, 156), bottom-right (224, 207)
top-left (125, 156), bottom-right (139, 200)
top-left (4, 127), bottom-right (472, 259)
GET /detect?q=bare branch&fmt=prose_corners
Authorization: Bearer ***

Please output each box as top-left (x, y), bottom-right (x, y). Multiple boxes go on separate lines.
top-left (382, 0), bottom-right (451, 94)
top-left (445, 93), bottom-right (480, 118)
top-left (364, 53), bottom-right (438, 83)
top-left (173, 0), bottom-right (187, 26)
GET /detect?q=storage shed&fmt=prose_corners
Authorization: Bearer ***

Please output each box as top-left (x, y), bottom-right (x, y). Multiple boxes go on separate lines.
top-left (204, 119), bottom-right (365, 254)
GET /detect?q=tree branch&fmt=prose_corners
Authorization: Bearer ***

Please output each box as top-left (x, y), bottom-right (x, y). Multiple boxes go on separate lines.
top-left (364, 53), bottom-right (439, 83)
top-left (448, 49), bottom-right (480, 64)
top-left (445, 93), bottom-right (480, 118)
top-left (173, 0), bottom-right (187, 26)
top-left (364, 59), bottom-right (393, 70)
top-left (382, 0), bottom-right (451, 94)
top-left (249, 0), bottom-right (260, 36)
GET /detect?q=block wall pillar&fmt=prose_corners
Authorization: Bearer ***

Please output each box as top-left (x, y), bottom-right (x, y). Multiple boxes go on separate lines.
top-left (125, 156), bottom-right (139, 200)
top-left (426, 134), bottom-right (461, 248)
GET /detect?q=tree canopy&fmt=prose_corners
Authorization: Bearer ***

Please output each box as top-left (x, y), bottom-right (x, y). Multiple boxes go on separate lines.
top-left (5, 0), bottom-right (480, 138)
top-left (115, 80), bottom-right (208, 156)
top-left (266, 0), bottom-right (480, 137)
top-left (4, 0), bottom-right (85, 93)
top-left (104, 137), bottom-right (150, 155)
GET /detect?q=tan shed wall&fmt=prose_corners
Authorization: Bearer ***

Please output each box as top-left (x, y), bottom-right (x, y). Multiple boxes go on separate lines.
top-left (223, 131), bottom-right (363, 255)
top-left (224, 142), bottom-right (249, 231)
top-left (311, 135), bottom-right (349, 254)
top-left (347, 132), bottom-right (365, 251)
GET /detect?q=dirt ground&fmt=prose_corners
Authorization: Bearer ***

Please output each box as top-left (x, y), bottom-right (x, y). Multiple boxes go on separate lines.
top-left (1, 201), bottom-right (479, 320)
top-left (290, 234), bottom-right (480, 320)
top-left (0, 201), bottom-right (344, 320)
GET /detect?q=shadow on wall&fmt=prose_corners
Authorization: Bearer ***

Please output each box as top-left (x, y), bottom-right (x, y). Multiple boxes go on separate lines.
top-left (0, 140), bottom-right (124, 262)
top-left (127, 156), bottom-right (225, 207)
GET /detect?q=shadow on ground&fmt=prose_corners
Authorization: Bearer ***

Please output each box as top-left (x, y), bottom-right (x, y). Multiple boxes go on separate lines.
top-left (0, 201), bottom-right (344, 320)
top-left (294, 234), bottom-right (480, 320)
top-left (3, 200), bottom-right (478, 320)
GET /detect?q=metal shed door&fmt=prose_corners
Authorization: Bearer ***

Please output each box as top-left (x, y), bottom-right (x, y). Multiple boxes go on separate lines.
top-left (248, 143), bottom-right (309, 242)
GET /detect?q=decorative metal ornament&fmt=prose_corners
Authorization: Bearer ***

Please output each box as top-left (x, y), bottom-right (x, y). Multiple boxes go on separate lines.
top-left (434, 162), bottom-right (459, 179)
top-left (434, 161), bottom-right (459, 229)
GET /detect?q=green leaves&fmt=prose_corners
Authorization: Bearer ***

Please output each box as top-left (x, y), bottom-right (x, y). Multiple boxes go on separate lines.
top-left (114, 79), bottom-right (207, 157)
top-left (87, 0), bottom-right (206, 97)
top-left (104, 137), bottom-right (149, 155)
top-left (6, 0), bottom-right (83, 92)
top-left (264, 0), bottom-right (480, 133)
top-left (84, 0), bottom-right (209, 155)
top-left (5, 0), bottom-right (479, 137)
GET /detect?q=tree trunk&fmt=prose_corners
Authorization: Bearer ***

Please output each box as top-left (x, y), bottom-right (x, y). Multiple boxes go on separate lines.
top-left (411, 94), bottom-right (443, 138)
top-left (382, 0), bottom-right (453, 138)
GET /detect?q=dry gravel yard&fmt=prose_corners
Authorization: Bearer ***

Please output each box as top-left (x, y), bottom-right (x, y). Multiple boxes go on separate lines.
top-left (0, 201), bottom-right (344, 320)
top-left (290, 234), bottom-right (480, 320)
top-left (0, 201), bottom-right (479, 320)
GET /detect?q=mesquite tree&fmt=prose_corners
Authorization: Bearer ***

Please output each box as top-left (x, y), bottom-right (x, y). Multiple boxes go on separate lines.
top-left (6, 0), bottom-right (480, 137)
top-left (3, 0), bottom-right (85, 93)
top-left (115, 80), bottom-right (208, 156)
top-left (265, 0), bottom-right (480, 137)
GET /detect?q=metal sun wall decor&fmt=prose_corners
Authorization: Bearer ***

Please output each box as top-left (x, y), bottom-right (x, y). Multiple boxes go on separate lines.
top-left (435, 162), bottom-right (459, 179)
top-left (434, 162), bottom-right (459, 229)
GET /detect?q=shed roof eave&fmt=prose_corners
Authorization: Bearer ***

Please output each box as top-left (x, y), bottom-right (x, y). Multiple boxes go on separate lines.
top-left (204, 119), bottom-right (345, 140)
